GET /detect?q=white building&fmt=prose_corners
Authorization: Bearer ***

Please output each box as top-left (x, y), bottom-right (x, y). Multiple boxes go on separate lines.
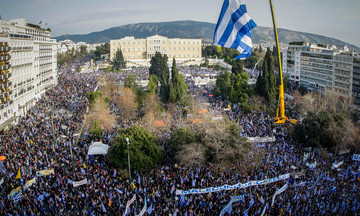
top-left (283, 42), bottom-right (359, 104)
top-left (0, 17), bottom-right (57, 130)
top-left (57, 40), bottom-right (96, 54)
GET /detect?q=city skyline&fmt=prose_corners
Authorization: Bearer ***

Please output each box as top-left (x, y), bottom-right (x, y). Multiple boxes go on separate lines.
top-left (1, 0), bottom-right (359, 47)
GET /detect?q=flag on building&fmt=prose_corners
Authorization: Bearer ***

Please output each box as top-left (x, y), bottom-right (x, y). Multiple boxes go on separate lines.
top-left (213, 0), bottom-right (257, 59)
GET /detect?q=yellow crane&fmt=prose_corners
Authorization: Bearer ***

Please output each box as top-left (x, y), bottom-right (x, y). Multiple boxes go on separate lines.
top-left (269, 0), bottom-right (297, 125)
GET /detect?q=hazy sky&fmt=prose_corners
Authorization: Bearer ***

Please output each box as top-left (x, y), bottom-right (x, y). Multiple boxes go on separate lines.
top-left (1, 0), bottom-right (359, 46)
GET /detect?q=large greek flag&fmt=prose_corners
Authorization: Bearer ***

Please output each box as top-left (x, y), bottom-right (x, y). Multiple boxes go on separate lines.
top-left (213, 0), bottom-right (257, 59)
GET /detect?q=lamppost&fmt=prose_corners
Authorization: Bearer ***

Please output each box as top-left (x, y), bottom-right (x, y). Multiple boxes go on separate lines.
top-left (126, 137), bottom-right (131, 183)
top-left (45, 117), bottom-right (56, 150)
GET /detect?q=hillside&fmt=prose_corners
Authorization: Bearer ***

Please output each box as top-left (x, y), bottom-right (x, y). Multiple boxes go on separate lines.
top-left (54, 20), bottom-right (359, 52)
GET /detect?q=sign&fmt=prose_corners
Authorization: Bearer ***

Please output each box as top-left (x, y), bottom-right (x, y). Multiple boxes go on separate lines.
top-left (353, 154), bottom-right (360, 161)
top-left (24, 178), bottom-right (36, 190)
top-left (36, 169), bottom-right (54, 176)
top-left (73, 178), bottom-right (88, 187)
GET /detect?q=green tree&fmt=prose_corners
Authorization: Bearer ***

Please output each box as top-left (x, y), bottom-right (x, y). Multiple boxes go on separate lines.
top-left (124, 73), bottom-right (137, 90)
top-left (255, 48), bottom-right (277, 102)
top-left (147, 74), bottom-right (159, 95)
top-left (112, 49), bottom-right (126, 71)
top-left (108, 125), bottom-right (162, 170)
top-left (295, 110), bottom-right (336, 149)
top-left (169, 58), bottom-right (188, 103)
top-left (149, 52), bottom-right (170, 102)
top-left (95, 43), bottom-right (110, 58)
top-left (87, 91), bottom-right (102, 104)
top-left (90, 121), bottom-right (103, 141)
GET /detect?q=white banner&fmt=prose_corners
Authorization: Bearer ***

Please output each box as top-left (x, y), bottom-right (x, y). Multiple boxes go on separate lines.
top-left (261, 203), bottom-right (268, 216)
top-left (271, 183), bottom-right (288, 207)
top-left (73, 178), bottom-right (88, 187)
top-left (247, 136), bottom-right (275, 143)
top-left (353, 154), bottom-right (360, 161)
top-left (125, 195), bottom-right (136, 215)
top-left (331, 161), bottom-right (344, 169)
top-left (176, 174), bottom-right (289, 195)
top-left (306, 161), bottom-right (317, 169)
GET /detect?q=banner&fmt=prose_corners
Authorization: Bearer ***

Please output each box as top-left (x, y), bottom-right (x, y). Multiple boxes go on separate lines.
top-left (353, 154), bottom-right (360, 161)
top-left (331, 161), bottom-right (344, 169)
top-left (73, 178), bottom-right (88, 187)
top-left (306, 161), bottom-right (317, 169)
top-left (247, 136), bottom-right (275, 143)
top-left (0, 178), bottom-right (3, 186)
top-left (219, 195), bottom-right (245, 216)
top-left (125, 195), bottom-right (136, 215)
top-left (176, 174), bottom-right (289, 195)
top-left (271, 183), bottom-right (288, 207)
top-left (24, 178), bottom-right (36, 191)
top-left (261, 203), bottom-right (268, 216)
top-left (8, 186), bottom-right (22, 199)
top-left (36, 169), bottom-right (54, 176)
top-left (136, 196), bottom-right (147, 216)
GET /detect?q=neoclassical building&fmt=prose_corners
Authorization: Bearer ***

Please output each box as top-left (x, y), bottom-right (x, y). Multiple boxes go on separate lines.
top-left (110, 35), bottom-right (202, 62)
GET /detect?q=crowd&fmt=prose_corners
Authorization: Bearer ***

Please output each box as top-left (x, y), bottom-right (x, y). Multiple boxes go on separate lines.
top-left (0, 59), bottom-right (359, 216)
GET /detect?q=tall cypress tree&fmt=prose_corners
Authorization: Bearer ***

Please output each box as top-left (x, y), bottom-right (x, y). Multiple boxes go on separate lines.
top-left (262, 48), bottom-right (277, 102)
top-left (113, 49), bottom-right (126, 71)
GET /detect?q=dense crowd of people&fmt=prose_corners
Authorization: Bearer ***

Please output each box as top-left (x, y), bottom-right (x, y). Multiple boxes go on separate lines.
top-left (0, 59), bottom-right (359, 215)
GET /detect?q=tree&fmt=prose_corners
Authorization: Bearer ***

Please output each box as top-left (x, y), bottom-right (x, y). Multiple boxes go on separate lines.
top-left (124, 73), bottom-right (137, 90)
top-left (90, 121), bottom-right (103, 141)
top-left (215, 60), bottom-right (249, 105)
top-left (149, 52), bottom-right (170, 102)
top-left (116, 87), bottom-right (137, 121)
top-left (169, 58), bottom-right (188, 103)
top-left (169, 121), bottom-right (251, 166)
top-left (95, 43), bottom-right (110, 58)
top-left (112, 49), bottom-right (126, 71)
top-left (255, 48), bottom-right (277, 102)
top-left (86, 91), bottom-right (102, 104)
top-left (108, 125), bottom-right (162, 171)
top-left (147, 74), bottom-right (159, 95)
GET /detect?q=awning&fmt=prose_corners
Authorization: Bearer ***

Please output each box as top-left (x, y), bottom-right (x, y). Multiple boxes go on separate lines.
top-left (87, 142), bottom-right (109, 155)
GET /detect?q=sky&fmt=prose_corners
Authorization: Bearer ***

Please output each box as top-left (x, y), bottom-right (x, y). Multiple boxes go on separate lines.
top-left (1, 0), bottom-right (359, 47)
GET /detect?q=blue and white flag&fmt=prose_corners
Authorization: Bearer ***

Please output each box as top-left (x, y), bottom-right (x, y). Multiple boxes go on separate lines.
top-left (13, 192), bottom-right (22, 203)
top-left (213, 0), bottom-right (257, 59)
top-left (101, 202), bottom-right (107, 213)
top-left (146, 204), bottom-right (153, 214)
top-left (37, 194), bottom-right (45, 201)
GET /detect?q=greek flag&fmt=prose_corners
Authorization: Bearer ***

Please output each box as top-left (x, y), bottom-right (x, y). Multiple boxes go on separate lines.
top-left (146, 204), bottom-right (153, 214)
top-left (13, 192), bottom-right (22, 203)
top-left (213, 0), bottom-right (257, 59)
top-left (37, 194), bottom-right (44, 201)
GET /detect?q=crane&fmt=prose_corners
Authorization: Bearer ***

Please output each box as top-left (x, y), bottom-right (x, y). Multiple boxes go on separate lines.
top-left (269, 0), bottom-right (297, 125)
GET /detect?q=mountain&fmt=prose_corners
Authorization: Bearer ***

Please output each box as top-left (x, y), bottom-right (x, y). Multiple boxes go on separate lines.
top-left (54, 20), bottom-right (359, 52)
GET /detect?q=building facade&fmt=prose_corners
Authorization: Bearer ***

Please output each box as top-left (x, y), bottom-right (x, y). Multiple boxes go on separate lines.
top-left (110, 35), bottom-right (202, 63)
top-left (353, 55), bottom-right (360, 106)
top-left (0, 18), bottom-right (57, 130)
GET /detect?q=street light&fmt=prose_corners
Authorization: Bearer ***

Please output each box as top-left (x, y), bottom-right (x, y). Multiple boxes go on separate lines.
top-left (45, 117), bottom-right (56, 150)
top-left (126, 137), bottom-right (131, 183)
